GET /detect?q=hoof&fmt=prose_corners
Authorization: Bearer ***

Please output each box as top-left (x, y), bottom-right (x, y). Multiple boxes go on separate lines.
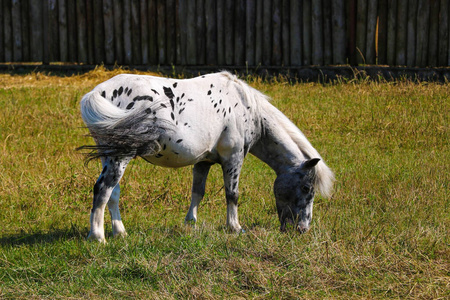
top-left (87, 232), bottom-right (107, 243)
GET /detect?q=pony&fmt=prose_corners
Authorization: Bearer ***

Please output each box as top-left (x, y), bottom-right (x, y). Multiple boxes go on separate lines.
top-left (79, 71), bottom-right (334, 242)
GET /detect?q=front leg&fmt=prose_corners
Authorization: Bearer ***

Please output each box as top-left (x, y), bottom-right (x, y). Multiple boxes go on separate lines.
top-left (221, 158), bottom-right (244, 233)
top-left (185, 162), bottom-right (214, 224)
top-left (88, 156), bottom-right (131, 242)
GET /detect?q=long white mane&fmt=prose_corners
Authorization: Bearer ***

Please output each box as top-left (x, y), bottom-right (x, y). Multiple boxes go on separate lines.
top-left (229, 73), bottom-right (335, 198)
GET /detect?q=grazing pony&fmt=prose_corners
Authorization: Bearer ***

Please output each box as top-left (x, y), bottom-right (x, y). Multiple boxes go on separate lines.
top-left (79, 72), bottom-right (334, 242)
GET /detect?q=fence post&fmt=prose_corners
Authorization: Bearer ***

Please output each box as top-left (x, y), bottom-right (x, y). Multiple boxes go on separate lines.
top-left (406, 0), bottom-right (418, 66)
top-left (438, 0), bottom-right (448, 66)
top-left (366, 0), bottom-right (378, 65)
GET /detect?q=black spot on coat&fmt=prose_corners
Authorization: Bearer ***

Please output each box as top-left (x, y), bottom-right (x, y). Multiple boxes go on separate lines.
top-left (126, 102), bottom-right (135, 109)
top-left (173, 82), bottom-right (178, 88)
top-left (127, 89), bottom-right (133, 96)
top-left (151, 89), bottom-right (159, 95)
top-left (101, 91), bottom-right (106, 98)
top-left (118, 86), bottom-right (124, 96)
top-left (164, 86), bottom-right (175, 99)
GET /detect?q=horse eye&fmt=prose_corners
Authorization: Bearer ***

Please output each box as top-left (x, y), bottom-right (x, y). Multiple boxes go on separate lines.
top-left (301, 185), bottom-right (311, 193)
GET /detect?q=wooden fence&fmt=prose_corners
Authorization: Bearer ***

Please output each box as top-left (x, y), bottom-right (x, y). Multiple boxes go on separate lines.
top-left (0, 0), bottom-right (448, 68)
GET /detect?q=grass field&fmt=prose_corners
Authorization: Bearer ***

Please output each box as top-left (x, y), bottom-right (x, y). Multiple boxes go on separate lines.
top-left (0, 67), bottom-right (448, 299)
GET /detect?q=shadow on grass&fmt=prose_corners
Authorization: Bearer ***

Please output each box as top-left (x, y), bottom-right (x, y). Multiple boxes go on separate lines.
top-left (0, 225), bottom-right (89, 247)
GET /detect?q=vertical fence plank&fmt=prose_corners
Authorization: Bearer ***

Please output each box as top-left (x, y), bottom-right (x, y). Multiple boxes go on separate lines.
top-left (0, 0), bottom-right (3, 62)
top-left (148, 0), bottom-right (157, 64)
top-left (12, 0), bottom-right (22, 62)
top-left (21, 0), bottom-right (30, 61)
top-left (346, 0), bottom-right (357, 65)
top-left (290, 0), bottom-right (302, 66)
top-left (216, 0), bottom-right (225, 65)
top-left (177, 0), bottom-right (187, 65)
top-left (246, 0), bottom-right (256, 66)
top-left (281, 0), bottom-right (290, 66)
top-left (3, 0), bottom-right (12, 62)
top-left (166, 0), bottom-right (176, 65)
top-left (428, 0), bottom-right (439, 67)
top-left (58, 0), bottom-right (68, 62)
top-left (272, 0), bottom-right (282, 65)
top-left (377, 0), bottom-right (387, 64)
top-left (262, 0), bottom-right (272, 65)
top-left (156, 0), bottom-right (166, 64)
top-left (323, 0), bottom-right (332, 65)
top-left (234, 0), bottom-right (245, 65)
top-left (311, 0), bottom-right (323, 65)
top-left (438, 0), bottom-right (448, 66)
top-left (186, 0), bottom-right (196, 65)
top-left (386, 0), bottom-right (397, 65)
top-left (225, 0), bottom-right (234, 65)
top-left (395, 0), bottom-right (407, 66)
top-left (303, 0), bottom-right (311, 65)
top-left (332, 0), bottom-right (346, 64)
top-left (356, 0), bottom-right (367, 64)
top-left (175, 0), bottom-right (182, 64)
top-left (365, 0), bottom-right (377, 65)
top-left (139, 0), bottom-right (148, 65)
top-left (30, 0), bottom-right (44, 61)
top-left (406, 0), bottom-right (417, 66)
top-left (85, 0), bottom-right (94, 64)
top-left (93, 0), bottom-right (105, 64)
top-left (76, 0), bottom-right (88, 63)
top-left (103, 0), bottom-right (114, 64)
top-left (303, 0), bottom-right (312, 64)
top-left (50, 0), bottom-right (60, 61)
top-left (113, 0), bottom-right (124, 64)
top-left (205, 0), bottom-right (217, 65)
top-left (123, 0), bottom-right (132, 64)
top-left (67, 0), bottom-right (77, 62)
top-left (255, 0), bottom-right (263, 65)
top-left (416, 0), bottom-right (430, 67)
top-left (131, 0), bottom-right (142, 64)
top-left (196, 0), bottom-right (205, 65)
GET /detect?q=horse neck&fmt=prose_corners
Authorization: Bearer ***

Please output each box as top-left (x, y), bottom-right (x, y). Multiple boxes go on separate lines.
top-left (250, 116), bottom-right (306, 175)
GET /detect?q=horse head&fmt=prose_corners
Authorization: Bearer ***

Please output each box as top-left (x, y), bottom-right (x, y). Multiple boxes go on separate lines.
top-left (273, 158), bottom-right (321, 233)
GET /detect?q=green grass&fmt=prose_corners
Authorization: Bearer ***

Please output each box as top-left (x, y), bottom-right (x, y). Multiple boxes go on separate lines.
top-left (0, 69), bottom-right (448, 299)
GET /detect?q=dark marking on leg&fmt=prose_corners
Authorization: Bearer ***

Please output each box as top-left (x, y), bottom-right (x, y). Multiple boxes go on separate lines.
top-left (207, 90), bottom-right (212, 95)
top-left (101, 91), bottom-right (106, 98)
top-left (170, 99), bottom-right (175, 110)
top-left (118, 86), bottom-right (123, 96)
top-left (125, 87), bottom-right (129, 94)
top-left (126, 102), bottom-right (135, 110)
top-left (173, 82), bottom-right (178, 88)
top-left (234, 103), bottom-right (238, 107)
top-left (127, 89), bottom-right (132, 96)
top-left (179, 108), bottom-right (185, 114)
top-left (113, 89), bottom-right (118, 98)
top-left (171, 112), bottom-right (175, 120)
top-left (160, 103), bottom-right (167, 108)
top-left (181, 93), bottom-right (185, 98)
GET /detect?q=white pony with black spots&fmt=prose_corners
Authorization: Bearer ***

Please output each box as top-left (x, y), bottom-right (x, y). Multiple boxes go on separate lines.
top-left (79, 71), bottom-right (334, 242)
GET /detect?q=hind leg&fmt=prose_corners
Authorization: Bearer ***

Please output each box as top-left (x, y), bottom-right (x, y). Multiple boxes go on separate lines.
top-left (88, 156), bottom-right (131, 242)
top-left (185, 162), bottom-right (214, 224)
top-left (107, 183), bottom-right (127, 237)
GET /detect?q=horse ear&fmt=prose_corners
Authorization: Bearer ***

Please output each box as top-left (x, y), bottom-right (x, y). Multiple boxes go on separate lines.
top-left (302, 158), bottom-right (321, 170)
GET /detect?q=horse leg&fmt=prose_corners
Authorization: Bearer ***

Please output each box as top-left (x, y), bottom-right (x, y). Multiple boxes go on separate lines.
top-left (221, 157), bottom-right (244, 233)
top-left (185, 162), bottom-right (213, 224)
top-left (107, 183), bottom-right (127, 237)
top-left (88, 156), bottom-right (132, 242)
